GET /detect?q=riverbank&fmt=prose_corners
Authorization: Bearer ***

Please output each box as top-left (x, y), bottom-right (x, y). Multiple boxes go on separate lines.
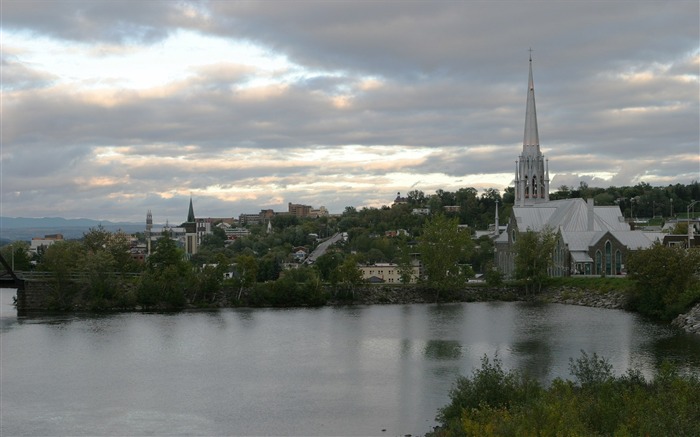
top-left (672, 303), bottom-right (700, 334)
top-left (15, 280), bottom-right (700, 336)
top-left (326, 284), bottom-right (628, 310)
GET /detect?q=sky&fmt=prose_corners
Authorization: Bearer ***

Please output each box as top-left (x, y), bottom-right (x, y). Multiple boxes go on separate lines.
top-left (1, 1), bottom-right (699, 224)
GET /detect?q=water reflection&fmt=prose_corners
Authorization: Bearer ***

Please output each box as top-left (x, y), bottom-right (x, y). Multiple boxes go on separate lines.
top-left (424, 340), bottom-right (462, 360)
top-left (1, 291), bottom-right (699, 437)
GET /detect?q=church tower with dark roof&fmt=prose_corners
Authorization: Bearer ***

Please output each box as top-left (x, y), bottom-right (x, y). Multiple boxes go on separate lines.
top-left (184, 196), bottom-right (197, 256)
top-left (514, 54), bottom-right (550, 206)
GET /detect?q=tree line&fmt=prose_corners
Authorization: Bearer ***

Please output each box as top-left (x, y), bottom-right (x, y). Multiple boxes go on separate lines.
top-left (2, 182), bottom-right (698, 313)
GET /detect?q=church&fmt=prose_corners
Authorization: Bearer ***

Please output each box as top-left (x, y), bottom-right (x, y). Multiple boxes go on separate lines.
top-left (494, 56), bottom-right (654, 277)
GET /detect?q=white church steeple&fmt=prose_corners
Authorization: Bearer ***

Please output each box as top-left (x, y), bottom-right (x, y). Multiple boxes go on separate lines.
top-left (515, 53), bottom-right (549, 206)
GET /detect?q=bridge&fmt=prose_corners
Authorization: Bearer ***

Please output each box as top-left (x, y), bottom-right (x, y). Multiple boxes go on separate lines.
top-left (0, 253), bottom-right (24, 290)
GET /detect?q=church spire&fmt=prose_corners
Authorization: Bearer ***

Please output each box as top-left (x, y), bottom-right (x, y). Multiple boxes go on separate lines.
top-left (187, 197), bottom-right (195, 223)
top-left (515, 53), bottom-right (549, 206)
top-left (523, 52), bottom-right (540, 152)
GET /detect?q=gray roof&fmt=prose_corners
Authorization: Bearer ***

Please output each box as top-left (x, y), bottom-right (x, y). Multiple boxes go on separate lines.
top-left (571, 251), bottom-right (593, 262)
top-left (512, 198), bottom-right (654, 251)
top-left (513, 198), bottom-right (629, 232)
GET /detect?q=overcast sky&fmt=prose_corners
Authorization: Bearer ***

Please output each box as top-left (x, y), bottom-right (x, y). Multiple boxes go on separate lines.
top-left (2, 1), bottom-right (698, 223)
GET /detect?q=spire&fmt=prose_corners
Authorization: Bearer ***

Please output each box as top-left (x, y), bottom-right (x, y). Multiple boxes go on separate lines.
top-left (515, 52), bottom-right (549, 206)
top-left (523, 54), bottom-right (540, 152)
top-left (187, 197), bottom-right (195, 223)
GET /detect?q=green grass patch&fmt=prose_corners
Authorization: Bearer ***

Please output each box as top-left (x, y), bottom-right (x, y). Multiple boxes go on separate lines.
top-left (547, 276), bottom-right (633, 294)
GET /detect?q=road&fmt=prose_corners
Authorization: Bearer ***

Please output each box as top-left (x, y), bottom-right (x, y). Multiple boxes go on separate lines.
top-left (304, 232), bottom-right (345, 264)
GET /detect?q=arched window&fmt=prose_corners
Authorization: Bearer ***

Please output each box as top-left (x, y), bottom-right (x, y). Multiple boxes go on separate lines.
top-left (512, 229), bottom-right (517, 242)
top-left (524, 176), bottom-right (529, 198)
top-left (615, 250), bottom-right (622, 275)
top-left (605, 241), bottom-right (612, 276)
top-left (533, 176), bottom-right (538, 197)
top-left (595, 250), bottom-right (602, 275)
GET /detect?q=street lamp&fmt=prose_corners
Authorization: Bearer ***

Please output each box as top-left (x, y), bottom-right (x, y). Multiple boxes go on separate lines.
top-left (688, 200), bottom-right (699, 248)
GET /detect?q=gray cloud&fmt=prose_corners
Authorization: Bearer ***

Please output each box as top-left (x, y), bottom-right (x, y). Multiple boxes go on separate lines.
top-left (1, 1), bottom-right (698, 222)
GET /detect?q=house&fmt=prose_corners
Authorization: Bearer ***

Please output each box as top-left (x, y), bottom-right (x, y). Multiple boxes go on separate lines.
top-left (358, 261), bottom-right (421, 284)
top-left (292, 246), bottom-right (308, 262)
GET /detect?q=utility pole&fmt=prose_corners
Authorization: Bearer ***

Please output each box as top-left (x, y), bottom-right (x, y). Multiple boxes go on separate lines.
top-left (688, 201), bottom-right (699, 248)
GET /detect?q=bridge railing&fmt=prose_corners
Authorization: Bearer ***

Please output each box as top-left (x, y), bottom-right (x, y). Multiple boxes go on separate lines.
top-left (15, 271), bottom-right (142, 281)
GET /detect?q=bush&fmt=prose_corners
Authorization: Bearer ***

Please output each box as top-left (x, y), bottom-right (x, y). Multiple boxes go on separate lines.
top-left (429, 352), bottom-right (700, 437)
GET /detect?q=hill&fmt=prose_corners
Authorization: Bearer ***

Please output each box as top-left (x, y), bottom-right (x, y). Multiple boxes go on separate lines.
top-left (0, 217), bottom-right (145, 241)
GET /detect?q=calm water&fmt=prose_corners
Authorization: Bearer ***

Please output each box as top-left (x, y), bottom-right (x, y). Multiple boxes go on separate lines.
top-left (1, 288), bottom-right (699, 436)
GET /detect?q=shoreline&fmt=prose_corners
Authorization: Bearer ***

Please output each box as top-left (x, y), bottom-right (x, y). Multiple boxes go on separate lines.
top-left (13, 283), bottom-right (700, 335)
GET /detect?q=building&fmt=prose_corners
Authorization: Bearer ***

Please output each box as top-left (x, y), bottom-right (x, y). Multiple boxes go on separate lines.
top-left (30, 234), bottom-right (64, 254)
top-left (145, 198), bottom-right (201, 256)
top-left (359, 261), bottom-right (421, 284)
top-left (288, 202), bottom-right (312, 217)
top-left (495, 56), bottom-right (654, 277)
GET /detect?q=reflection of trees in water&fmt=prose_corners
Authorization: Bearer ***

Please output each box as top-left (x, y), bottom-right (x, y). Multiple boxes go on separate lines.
top-left (511, 338), bottom-right (553, 381)
top-left (647, 332), bottom-right (700, 373)
top-left (427, 303), bottom-right (464, 336)
top-left (511, 302), bottom-right (554, 381)
top-left (425, 340), bottom-right (462, 360)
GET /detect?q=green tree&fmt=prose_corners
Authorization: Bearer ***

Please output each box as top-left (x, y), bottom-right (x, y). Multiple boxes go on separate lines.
top-left (337, 254), bottom-right (364, 298)
top-left (234, 254), bottom-right (258, 300)
top-left (627, 243), bottom-right (700, 319)
top-left (39, 240), bottom-right (85, 309)
top-left (138, 234), bottom-right (192, 308)
top-left (417, 214), bottom-right (474, 300)
top-left (396, 240), bottom-right (417, 284)
top-left (314, 251), bottom-right (344, 283)
top-left (0, 241), bottom-right (32, 271)
top-left (513, 227), bottom-right (557, 294)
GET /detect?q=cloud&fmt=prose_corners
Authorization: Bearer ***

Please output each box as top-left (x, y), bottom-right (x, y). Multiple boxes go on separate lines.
top-left (1, 1), bottom-right (698, 222)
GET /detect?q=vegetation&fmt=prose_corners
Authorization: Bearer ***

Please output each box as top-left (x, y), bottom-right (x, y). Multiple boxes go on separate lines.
top-left (626, 243), bottom-right (700, 320)
top-left (418, 214), bottom-right (474, 300)
top-left (430, 352), bottom-right (700, 437)
top-left (4, 181), bottom-right (699, 313)
top-left (513, 227), bottom-right (557, 294)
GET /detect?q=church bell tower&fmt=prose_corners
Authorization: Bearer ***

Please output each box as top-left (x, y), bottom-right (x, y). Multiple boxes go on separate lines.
top-left (515, 54), bottom-right (550, 206)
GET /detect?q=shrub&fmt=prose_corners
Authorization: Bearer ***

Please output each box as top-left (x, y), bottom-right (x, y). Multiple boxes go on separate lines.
top-left (429, 352), bottom-right (700, 437)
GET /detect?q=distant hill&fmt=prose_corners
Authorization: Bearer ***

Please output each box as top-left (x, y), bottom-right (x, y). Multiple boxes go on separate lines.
top-left (0, 217), bottom-right (145, 242)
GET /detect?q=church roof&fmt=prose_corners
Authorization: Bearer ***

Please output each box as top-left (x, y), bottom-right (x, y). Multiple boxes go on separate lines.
top-left (513, 198), bottom-right (630, 233)
top-left (187, 197), bottom-right (195, 223)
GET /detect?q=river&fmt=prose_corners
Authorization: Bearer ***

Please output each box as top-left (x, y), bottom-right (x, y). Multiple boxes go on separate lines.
top-left (1, 288), bottom-right (699, 436)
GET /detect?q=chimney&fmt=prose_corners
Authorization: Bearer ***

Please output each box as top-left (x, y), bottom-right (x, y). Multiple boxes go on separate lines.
top-left (587, 198), bottom-right (595, 231)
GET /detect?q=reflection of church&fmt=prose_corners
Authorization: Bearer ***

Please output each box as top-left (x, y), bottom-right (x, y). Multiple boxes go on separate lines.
top-left (495, 56), bottom-right (654, 277)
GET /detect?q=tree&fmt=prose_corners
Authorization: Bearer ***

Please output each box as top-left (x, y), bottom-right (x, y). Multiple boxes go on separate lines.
top-left (314, 251), bottom-right (344, 283)
top-left (627, 243), bottom-right (700, 320)
top-left (234, 254), bottom-right (258, 300)
top-left (513, 227), bottom-right (557, 294)
top-left (337, 254), bottom-right (364, 298)
top-left (417, 214), bottom-right (474, 300)
top-left (396, 240), bottom-right (417, 284)
top-left (39, 240), bottom-right (85, 309)
top-left (407, 190), bottom-right (426, 206)
top-left (0, 241), bottom-right (32, 271)
top-left (138, 233), bottom-right (192, 308)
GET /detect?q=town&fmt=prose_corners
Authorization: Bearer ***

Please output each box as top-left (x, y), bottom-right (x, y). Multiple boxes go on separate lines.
top-left (3, 58), bottom-right (699, 315)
